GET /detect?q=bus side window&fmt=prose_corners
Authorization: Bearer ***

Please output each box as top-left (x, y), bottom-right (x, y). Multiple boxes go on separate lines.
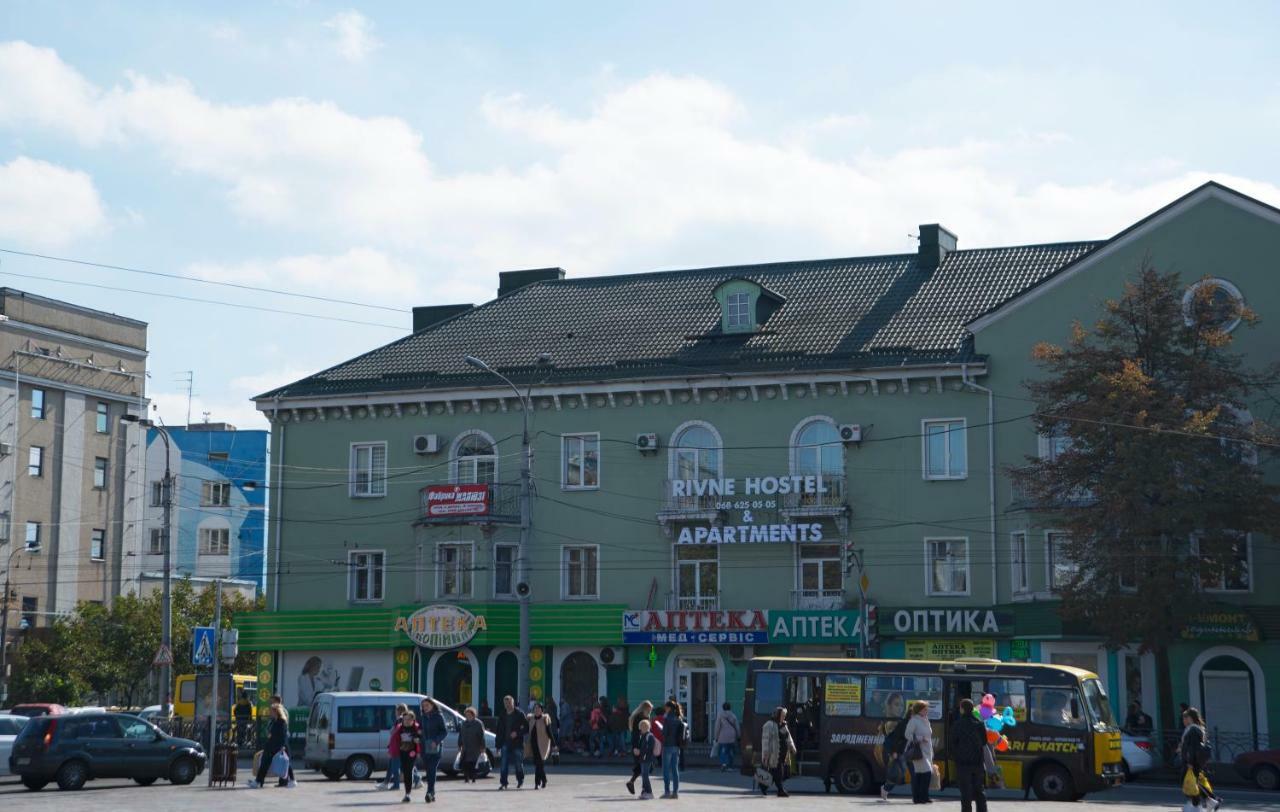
top-left (1029, 687), bottom-right (1085, 729)
top-left (755, 673), bottom-right (784, 715)
top-left (986, 679), bottom-right (1028, 723)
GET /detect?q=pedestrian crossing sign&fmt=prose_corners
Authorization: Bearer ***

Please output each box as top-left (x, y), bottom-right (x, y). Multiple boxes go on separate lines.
top-left (192, 626), bottom-right (216, 667)
top-left (152, 644), bottom-right (174, 667)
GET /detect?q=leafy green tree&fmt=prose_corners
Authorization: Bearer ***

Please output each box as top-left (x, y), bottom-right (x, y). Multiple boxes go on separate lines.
top-left (1016, 263), bottom-right (1280, 733)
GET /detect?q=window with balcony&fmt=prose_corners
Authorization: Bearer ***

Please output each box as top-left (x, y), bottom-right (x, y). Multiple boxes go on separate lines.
top-left (1047, 531), bottom-right (1076, 592)
top-left (350, 442), bottom-right (388, 497)
top-left (922, 419), bottom-right (967, 480)
top-left (349, 550), bottom-right (385, 602)
top-left (561, 433), bottom-right (600, 490)
top-left (1193, 532), bottom-right (1251, 592)
top-left (926, 537), bottom-right (969, 596)
top-left (438, 542), bottom-right (473, 598)
top-left (790, 418), bottom-right (845, 507)
top-left (563, 545), bottom-right (599, 599)
top-left (453, 433), bottom-right (497, 484)
top-left (668, 422), bottom-right (722, 510)
top-left (1011, 532), bottom-right (1029, 593)
top-left (493, 543), bottom-right (517, 598)
top-left (675, 545), bottom-right (718, 609)
top-left (93, 457), bottom-right (108, 489)
top-left (796, 543), bottom-right (843, 608)
top-left (90, 528), bottom-right (105, 561)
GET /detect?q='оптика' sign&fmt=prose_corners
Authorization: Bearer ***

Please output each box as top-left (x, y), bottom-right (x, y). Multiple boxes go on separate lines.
top-left (884, 608), bottom-right (1014, 637)
top-left (395, 604), bottom-right (488, 649)
top-left (623, 610), bottom-right (769, 644)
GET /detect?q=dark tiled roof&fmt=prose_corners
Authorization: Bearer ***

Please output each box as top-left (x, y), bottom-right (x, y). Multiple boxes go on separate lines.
top-left (259, 241), bottom-right (1101, 400)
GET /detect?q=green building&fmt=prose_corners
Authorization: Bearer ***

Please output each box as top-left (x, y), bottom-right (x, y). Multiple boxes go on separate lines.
top-left (238, 182), bottom-right (1277, 749)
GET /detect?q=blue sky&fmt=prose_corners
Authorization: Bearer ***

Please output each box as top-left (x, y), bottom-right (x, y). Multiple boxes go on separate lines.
top-left (0, 1), bottom-right (1277, 428)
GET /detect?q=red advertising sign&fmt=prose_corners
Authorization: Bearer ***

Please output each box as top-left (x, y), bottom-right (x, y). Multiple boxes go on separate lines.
top-left (424, 484), bottom-right (489, 517)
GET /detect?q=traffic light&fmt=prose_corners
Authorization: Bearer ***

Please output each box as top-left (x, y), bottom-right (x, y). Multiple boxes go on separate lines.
top-left (865, 603), bottom-right (878, 645)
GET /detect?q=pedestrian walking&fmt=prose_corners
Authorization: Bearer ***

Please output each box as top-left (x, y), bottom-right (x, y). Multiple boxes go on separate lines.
top-left (591, 698), bottom-right (610, 757)
top-left (636, 719), bottom-right (657, 800)
top-left (390, 710), bottom-right (423, 803)
top-left (377, 703), bottom-right (412, 791)
top-left (625, 700), bottom-right (655, 796)
top-left (713, 702), bottom-right (740, 772)
top-left (418, 698), bottom-right (449, 803)
top-left (660, 701), bottom-right (687, 799)
top-left (1181, 707), bottom-right (1221, 811)
top-left (904, 700), bottom-right (935, 805)
top-left (759, 705), bottom-right (795, 798)
top-left (246, 703), bottom-right (296, 788)
top-left (878, 702), bottom-right (910, 801)
top-left (494, 694), bottom-right (529, 789)
top-left (547, 696), bottom-right (561, 747)
top-left (610, 698), bottom-right (630, 757)
top-left (527, 701), bottom-right (553, 789)
top-left (233, 691), bottom-right (254, 748)
top-left (947, 699), bottom-right (988, 812)
top-left (459, 707), bottom-right (487, 784)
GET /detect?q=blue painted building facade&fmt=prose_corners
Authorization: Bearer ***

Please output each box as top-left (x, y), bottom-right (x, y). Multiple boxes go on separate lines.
top-left (142, 424), bottom-right (267, 592)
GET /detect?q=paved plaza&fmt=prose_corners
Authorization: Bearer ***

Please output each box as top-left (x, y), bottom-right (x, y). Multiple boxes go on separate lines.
top-left (2, 766), bottom-right (1279, 811)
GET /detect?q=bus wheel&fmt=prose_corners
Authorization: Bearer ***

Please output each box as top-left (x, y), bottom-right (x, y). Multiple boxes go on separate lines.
top-left (832, 755), bottom-right (872, 795)
top-left (1031, 763), bottom-right (1074, 802)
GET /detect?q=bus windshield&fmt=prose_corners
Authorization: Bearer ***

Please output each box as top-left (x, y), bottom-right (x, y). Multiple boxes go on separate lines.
top-left (1082, 679), bottom-right (1114, 725)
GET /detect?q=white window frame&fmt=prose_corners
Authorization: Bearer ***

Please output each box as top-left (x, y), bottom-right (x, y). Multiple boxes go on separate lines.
top-left (148, 527), bottom-right (165, 555)
top-left (90, 528), bottom-right (105, 561)
top-left (492, 542), bottom-right (518, 599)
top-left (1046, 530), bottom-right (1076, 593)
top-left (924, 536), bottom-right (970, 596)
top-left (668, 420), bottom-right (724, 481)
top-left (921, 418), bottom-right (967, 480)
top-left (1011, 531), bottom-right (1029, 594)
top-left (789, 416), bottom-right (844, 478)
top-left (200, 480), bottom-right (231, 506)
top-left (437, 542), bottom-right (475, 599)
top-left (1191, 532), bottom-right (1253, 593)
top-left (725, 292), bottom-right (752, 329)
top-left (1037, 433), bottom-right (1072, 462)
top-left (25, 521), bottom-right (39, 547)
top-left (198, 526), bottom-right (230, 556)
top-left (27, 446), bottom-right (43, 477)
top-left (561, 432), bottom-right (601, 490)
top-left (150, 480), bottom-right (166, 507)
top-left (795, 543), bottom-right (844, 604)
top-left (348, 549), bottom-right (385, 603)
top-left (451, 431), bottom-right (498, 485)
top-left (93, 457), bottom-right (108, 489)
top-left (562, 544), bottom-right (600, 600)
top-left (673, 544), bottom-right (720, 608)
top-left (350, 442), bottom-right (388, 498)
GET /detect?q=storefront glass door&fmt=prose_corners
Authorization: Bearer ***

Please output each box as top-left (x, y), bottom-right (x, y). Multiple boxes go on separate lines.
top-left (675, 655), bottom-right (718, 743)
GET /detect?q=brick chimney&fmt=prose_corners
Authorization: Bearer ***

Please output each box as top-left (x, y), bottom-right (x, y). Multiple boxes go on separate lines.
top-left (917, 224), bottom-right (957, 270)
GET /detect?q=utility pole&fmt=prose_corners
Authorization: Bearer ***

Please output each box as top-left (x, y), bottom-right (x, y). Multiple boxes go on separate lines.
top-left (0, 541), bottom-right (39, 701)
top-left (208, 577), bottom-right (222, 787)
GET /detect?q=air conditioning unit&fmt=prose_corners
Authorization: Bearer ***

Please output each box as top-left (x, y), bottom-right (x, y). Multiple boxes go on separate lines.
top-left (600, 646), bottom-right (627, 665)
top-left (413, 434), bottom-right (440, 455)
top-left (728, 644), bottom-right (755, 662)
top-left (838, 424), bottom-right (863, 444)
top-left (636, 433), bottom-right (659, 452)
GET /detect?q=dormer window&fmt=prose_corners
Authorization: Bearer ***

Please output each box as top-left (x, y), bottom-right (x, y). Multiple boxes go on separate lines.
top-left (714, 278), bottom-right (785, 334)
top-left (725, 292), bottom-right (751, 329)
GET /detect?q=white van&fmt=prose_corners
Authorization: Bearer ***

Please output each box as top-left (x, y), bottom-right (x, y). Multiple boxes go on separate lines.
top-left (304, 692), bottom-right (495, 781)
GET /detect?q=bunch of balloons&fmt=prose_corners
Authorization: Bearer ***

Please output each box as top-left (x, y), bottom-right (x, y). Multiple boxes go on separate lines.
top-left (979, 694), bottom-right (1017, 752)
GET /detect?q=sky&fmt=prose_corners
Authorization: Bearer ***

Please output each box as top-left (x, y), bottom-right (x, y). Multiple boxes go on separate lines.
top-left (0, 1), bottom-right (1277, 429)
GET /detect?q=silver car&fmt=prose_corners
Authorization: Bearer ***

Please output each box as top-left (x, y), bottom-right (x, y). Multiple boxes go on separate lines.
top-left (304, 692), bottom-right (495, 781)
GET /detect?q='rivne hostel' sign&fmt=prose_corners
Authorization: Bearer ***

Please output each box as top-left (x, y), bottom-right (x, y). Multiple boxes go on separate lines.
top-left (671, 476), bottom-right (831, 544)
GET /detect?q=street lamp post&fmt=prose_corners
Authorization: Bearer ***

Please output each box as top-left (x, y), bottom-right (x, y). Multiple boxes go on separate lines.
top-left (0, 539), bottom-right (40, 702)
top-left (122, 413), bottom-right (174, 712)
top-left (464, 354), bottom-right (548, 708)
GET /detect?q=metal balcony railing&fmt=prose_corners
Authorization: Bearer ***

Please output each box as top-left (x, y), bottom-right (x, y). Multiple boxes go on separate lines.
top-left (667, 594), bottom-right (720, 611)
top-left (659, 480), bottom-right (722, 514)
top-left (781, 475), bottom-right (848, 511)
top-left (1009, 468), bottom-right (1096, 509)
top-left (791, 589), bottom-right (846, 610)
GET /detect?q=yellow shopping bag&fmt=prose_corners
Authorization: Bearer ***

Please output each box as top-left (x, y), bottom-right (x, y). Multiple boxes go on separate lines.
top-left (1182, 768), bottom-right (1200, 797)
top-left (1198, 773), bottom-right (1214, 796)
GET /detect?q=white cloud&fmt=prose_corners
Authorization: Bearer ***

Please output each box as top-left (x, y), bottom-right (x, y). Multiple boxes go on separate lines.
top-left (149, 365), bottom-right (318, 430)
top-left (323, 10), bottom-right (382, 63)
top-left (0, 156), bottom-right (107, 247)
top-left (2, 42), bottom-right (1279, 286)
top-left (186, 247), bottom-right (422, 300)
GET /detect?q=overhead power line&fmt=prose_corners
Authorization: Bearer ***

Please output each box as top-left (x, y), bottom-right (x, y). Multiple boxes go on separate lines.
top-left (0, 247), bottom-right (410, 314)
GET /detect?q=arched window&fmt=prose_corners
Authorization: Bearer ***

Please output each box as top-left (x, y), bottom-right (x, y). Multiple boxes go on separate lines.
top-left (453, 432), bottom-right (497, 484)
top-left (670, 422), bottom-right (722, 482)
top-left (792, 418), bottom-right (842, 478)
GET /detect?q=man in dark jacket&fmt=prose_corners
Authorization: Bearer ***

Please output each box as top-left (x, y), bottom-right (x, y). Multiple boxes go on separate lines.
top-left (494, 694), bottom-right (529, 789)
top-left (946, 698), bottom-right (989, 812)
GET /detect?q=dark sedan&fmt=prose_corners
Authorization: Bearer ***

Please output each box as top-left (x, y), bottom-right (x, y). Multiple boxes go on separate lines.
top-left (8, 712), bottom-right (206, 791)
top-left (1235, 749), bottom-right (1280, 791)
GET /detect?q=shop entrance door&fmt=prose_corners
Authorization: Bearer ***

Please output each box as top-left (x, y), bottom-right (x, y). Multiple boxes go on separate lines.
top-left (674, 655), bottom-right (718, 743)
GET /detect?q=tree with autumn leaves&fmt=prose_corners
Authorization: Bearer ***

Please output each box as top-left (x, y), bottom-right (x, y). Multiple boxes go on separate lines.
top-left (1015, 262), bottom-right (1280, 734)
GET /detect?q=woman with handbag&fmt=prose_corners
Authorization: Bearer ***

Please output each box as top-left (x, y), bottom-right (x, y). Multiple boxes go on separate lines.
top-left (459, 706), bottom-right (488, 784)
top-left (713, 702), bottom-right (740, 772)
top-left (1180, 707), bottom-right (1221, 811)
top-left (247, 703), bottom-right (296, 789)
top-left (418, 698), bottom-right (449, 803)
top-left (904, 700), bottom-right (935, 804)
top-left (760, 705), bottom-right (796, 798)
top-left (526, 702), bottom-right (553, 789)
top-left (625, 700), bottom-right (655, 796)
